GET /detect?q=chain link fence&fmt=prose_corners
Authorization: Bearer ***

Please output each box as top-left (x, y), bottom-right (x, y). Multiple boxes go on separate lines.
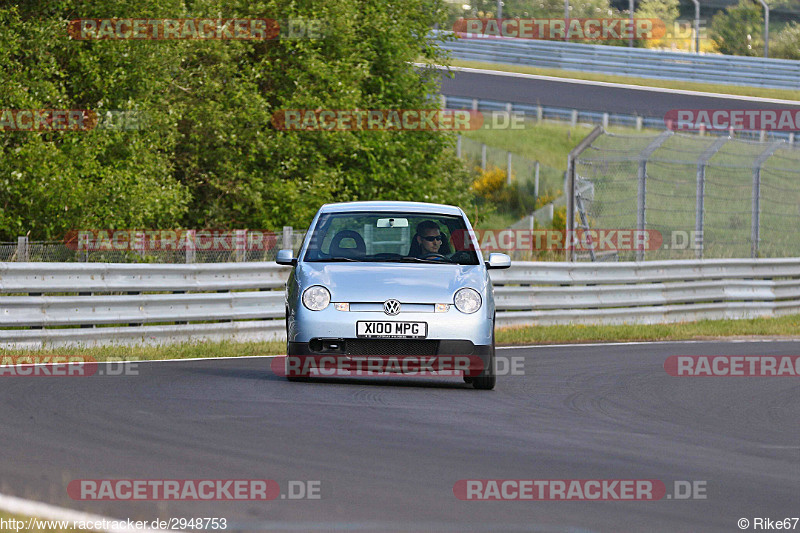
top-left (572, 131), bottom-right (800, 261)
top-left (0, 229), bottom-right (306, 263)
top-left (456, 134), bottom-right (564, 198)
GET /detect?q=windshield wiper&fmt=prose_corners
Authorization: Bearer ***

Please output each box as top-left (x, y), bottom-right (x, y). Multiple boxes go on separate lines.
top-left (308, 257), bottom-right (363, 262)
top-left (395, 257), bottom-right (454, 264)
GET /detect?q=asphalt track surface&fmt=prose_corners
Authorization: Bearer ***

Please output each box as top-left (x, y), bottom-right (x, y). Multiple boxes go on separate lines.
top-left (438, 67), bottom-right (800, 119)
top-left (1, 340), bottom-right (798, 532)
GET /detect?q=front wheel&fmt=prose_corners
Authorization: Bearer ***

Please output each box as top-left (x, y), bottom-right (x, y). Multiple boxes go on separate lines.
top-left (472, 327), bottom-right (496, 390)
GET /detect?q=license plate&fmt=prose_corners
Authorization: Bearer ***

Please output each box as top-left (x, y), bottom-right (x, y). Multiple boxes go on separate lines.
top-left (356, 321), bottom-right (427, 339)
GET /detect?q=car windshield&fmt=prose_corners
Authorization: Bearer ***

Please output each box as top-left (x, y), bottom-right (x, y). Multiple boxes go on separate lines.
top-left (302, 212), bottom-right (480, 265)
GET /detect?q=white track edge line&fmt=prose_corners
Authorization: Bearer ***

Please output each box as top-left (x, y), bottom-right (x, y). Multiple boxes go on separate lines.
top-left (0, 492), bottom-right (176, 533)
top-left (7, 339), bottom-right (799, 367)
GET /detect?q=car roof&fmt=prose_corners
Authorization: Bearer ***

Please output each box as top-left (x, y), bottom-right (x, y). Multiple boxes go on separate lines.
top-left (317, 201), bottom-right (463, 216)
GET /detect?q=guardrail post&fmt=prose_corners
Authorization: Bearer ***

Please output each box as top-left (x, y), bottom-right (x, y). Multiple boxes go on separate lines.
top-left (751, 141), bottom-right (784, 258)
top-left (16, 236), bottom-right (28, 262)
top-left (471, 99), bottom-right (478, 111)
top-left (695, 137), bottom-right (728, 258)
top-left (602, 113), bottom-right (609, 129)
top-left (283, 226), bottom-right (294, 252)
top-left (506, 151), bottom-right (512, 184)
top-left (636, 116), bottom-right (643, 131)
top-left (481, 144), bottom-right (487, 170)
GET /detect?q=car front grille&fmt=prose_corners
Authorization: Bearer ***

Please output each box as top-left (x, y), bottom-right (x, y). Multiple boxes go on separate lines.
top-left (345, 339), bottom-right (439, 356)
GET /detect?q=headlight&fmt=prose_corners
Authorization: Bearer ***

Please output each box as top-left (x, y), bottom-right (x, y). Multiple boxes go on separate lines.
top-left (302, 286), bottom-right (331, 311)
top-left (454, 288), bottom-right (482, 314)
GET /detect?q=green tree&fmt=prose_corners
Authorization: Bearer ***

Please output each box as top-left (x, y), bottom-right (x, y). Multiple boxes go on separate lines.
top-left (771, 21), bottom-right (800, 59)
top-left (1, 0), bottom-right (471, 239)
top-left (633, 0), bottom-right (679, 47)
top-left (710, 0), bottom-right (764, 56)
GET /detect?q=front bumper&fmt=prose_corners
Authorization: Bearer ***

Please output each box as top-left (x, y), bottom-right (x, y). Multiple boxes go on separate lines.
top-left (288, 305), bottom-right (493, 346)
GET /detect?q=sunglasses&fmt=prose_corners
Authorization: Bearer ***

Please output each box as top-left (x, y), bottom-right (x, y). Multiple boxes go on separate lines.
top-left (421, 235), bottom-right (443, 242)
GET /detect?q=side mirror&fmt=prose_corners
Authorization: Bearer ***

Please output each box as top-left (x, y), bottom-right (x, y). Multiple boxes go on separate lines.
top-left (487, 252), bottom-right (511, 270)
top-left (276, 249), bottom-right (297, 266)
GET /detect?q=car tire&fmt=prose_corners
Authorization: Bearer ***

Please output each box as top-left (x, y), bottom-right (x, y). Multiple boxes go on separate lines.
top-left (472, 326), bottom-right (496, 390)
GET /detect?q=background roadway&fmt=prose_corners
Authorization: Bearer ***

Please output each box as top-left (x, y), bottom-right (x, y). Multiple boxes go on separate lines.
top-left (438, 67), bottom-right (800, 119)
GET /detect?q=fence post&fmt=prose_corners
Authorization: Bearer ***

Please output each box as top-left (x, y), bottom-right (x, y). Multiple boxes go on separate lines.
top-left (456, 134), bottom-right (462, 158)
top-left (16, 236), bottom-right (28, 262)
top-left (440, 94), bottom-right (447, 109)
top-left (602, 113), bottom-right (609, 129)
top-left (695, 137), bottom-right (728, 259)
top-left (184, 230), bottom-right (196, 264)
top-left (506, 151), bottom-right (512, 184)
top-left (235, 229), bottom-right (246, 262)
top-left (471, 98), bottom-right (478, 111)
top-left (481, 144), bottom-right (487, 170)
top-left (536, 105), bottom-right (543, 122)
top-left (283, 226), bottom-right (294, 252)
top-left (636, 161), bottom-right (647, 260)
top-left (78, 232), bottom-right (89, 262)
top-left (570, 109), bottom-right (578, 127)
top-left (789, 133), bottom-right (795, 145)
top-left (636, 116), bottom-right (643, 131)
top-left (636, 131), bottom-right (673, 261)
top-left (566, 126), bottom-right (604, 261)
top-left (751, 141), bottom-right (784, 258)
top-left (534, 161), bottom-right (540, 200)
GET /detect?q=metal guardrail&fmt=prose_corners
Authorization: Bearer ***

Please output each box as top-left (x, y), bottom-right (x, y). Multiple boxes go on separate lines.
top-left (443, 95), bottom-right (798, 142)
top-left (2, 258), bottom-right (799, 348)
top-left (439, 33), bottom-right (800, 90)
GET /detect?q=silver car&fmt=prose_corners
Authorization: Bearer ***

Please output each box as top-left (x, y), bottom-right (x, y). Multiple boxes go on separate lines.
top-left (276, 201), bottom-right (510, 389)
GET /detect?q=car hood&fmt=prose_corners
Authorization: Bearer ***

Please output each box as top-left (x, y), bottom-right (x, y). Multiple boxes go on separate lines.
top-left (296, 262), bottom-right (488, 303)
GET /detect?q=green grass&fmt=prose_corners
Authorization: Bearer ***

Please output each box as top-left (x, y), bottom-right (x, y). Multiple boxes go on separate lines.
top-left (2, 315), bottom-right (800, 362)
top-left (449, 59), bottom-right (800, 101)
top-left (462, 120), bottom-right (595, 170)
top-left (497, 313), bottom-right (800, 345)
top-left (0, 339), bottom-right (284, 362)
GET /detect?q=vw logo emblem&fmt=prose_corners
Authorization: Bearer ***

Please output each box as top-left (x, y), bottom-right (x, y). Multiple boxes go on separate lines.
top-left (383, 299), bottom-right (401, 316)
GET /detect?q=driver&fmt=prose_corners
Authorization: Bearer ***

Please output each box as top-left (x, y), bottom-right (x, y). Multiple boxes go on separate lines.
top-left (410, 220), bottom-right (447, 257)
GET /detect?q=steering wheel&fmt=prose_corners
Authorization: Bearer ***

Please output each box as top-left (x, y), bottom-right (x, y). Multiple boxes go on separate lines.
top-left (419, 253), bottom-right (449, 261)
